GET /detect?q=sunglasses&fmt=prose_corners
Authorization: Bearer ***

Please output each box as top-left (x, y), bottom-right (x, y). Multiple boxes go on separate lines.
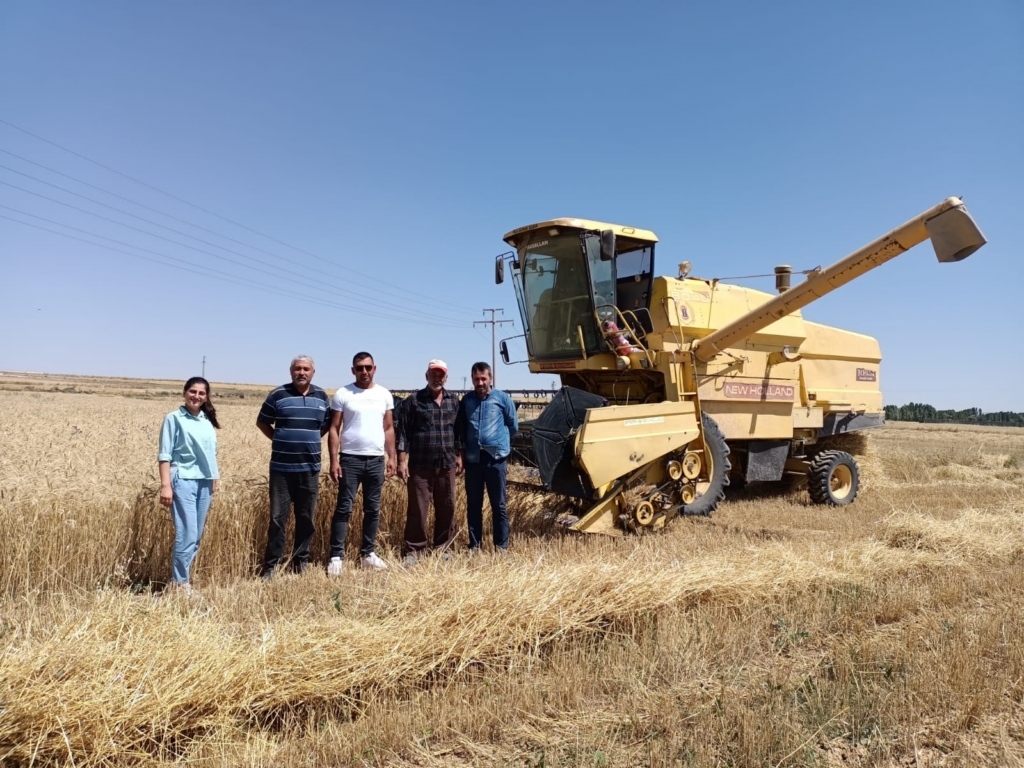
top-left (354, 365), bottom-right (374, 372)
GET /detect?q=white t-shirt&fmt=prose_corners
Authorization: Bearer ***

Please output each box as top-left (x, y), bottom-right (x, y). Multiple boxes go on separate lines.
top-left (330, 383), bottom-right (395, 456)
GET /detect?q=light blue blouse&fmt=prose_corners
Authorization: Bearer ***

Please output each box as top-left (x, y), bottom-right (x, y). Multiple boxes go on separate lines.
top-left (158, 407), bottom-right (219, 479)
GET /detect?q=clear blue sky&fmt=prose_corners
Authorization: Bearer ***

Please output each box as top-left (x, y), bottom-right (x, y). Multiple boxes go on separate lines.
top-left (1, 1), bottom-right (1021, 410)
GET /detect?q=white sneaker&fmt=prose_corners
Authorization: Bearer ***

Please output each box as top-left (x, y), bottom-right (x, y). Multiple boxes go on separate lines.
top-left (327, 557), bottom-right (343, 577)
top-left (361, 552), bottom-right (388, 570)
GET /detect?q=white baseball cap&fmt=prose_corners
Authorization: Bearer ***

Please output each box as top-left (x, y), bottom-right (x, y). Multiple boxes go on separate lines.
top-left (427, 359), bottom-right (448, 372)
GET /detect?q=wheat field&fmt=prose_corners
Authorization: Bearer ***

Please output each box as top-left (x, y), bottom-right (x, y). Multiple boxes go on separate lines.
top-left (1, 383), bottom-right (1023, 767)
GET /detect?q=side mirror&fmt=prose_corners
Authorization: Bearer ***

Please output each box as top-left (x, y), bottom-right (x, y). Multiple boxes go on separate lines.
top-left (499, 340), bottom-right (510, 364)
top-left (495, 255), bottom-right (505, 284)
top-left (600, 229), bottom-right (616, 261)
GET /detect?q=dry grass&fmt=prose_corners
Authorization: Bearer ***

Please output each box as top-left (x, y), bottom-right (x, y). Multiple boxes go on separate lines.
top-left (1, 386), bottom-right (1024, 766)
top-left (0, 371), bottom-right (270, 399)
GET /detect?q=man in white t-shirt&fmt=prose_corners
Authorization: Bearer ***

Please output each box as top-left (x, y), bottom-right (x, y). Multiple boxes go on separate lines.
top-left (327, 351), bottom-right (396, 573)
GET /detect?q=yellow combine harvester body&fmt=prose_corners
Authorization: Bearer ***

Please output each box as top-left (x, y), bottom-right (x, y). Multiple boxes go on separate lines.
top-left (496, 199), bottom-right (986, 535)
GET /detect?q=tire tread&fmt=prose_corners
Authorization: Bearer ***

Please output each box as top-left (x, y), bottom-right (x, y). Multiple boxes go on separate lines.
top-left (683, 414), bottom-right (732, 517)
top-left (807, 449), bottom-right (860, 506)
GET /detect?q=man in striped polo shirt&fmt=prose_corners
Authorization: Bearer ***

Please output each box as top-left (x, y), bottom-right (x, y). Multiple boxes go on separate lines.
top-left (257, 354), bottom-right (331, 578)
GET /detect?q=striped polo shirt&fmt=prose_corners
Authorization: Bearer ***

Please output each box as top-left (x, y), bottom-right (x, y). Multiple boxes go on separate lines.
top-left (258, 383), bottom-right (331, 473)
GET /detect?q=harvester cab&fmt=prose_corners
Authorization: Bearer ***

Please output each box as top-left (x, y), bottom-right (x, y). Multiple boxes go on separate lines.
top-left (497, 221), bottom-right (659, 366)
top-left (497, 199), bottom-right (986, 536)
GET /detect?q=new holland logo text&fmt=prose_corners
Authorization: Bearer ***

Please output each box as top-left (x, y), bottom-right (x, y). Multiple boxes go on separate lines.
top-left (722, 382), bottom-right (794, 401)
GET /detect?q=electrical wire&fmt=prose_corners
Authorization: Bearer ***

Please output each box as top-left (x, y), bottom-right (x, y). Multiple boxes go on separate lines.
top-left (0, 166), bottom-right (474, 323)
top-left (0, 180), bottom-right (473, 326)
top-left (0, 119), bottom-right (482, 310)
top-left (0, 151), bottom-right (478, 319)
top-left (0, 205), bottom-right (469, 328)
top-left (0, 211), bottom-right (471, 329)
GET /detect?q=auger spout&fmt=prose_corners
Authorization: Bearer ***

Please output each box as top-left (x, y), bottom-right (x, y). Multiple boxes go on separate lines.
top-left (691, 197), bottom-right (985, 363)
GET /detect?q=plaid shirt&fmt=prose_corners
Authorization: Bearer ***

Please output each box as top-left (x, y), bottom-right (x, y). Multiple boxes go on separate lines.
top-left (396, 387), bottom-right (462, 469)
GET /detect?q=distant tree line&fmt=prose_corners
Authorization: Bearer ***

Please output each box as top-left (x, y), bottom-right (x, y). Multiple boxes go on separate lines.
top-left (884, 402), bottom-right (1024, 426)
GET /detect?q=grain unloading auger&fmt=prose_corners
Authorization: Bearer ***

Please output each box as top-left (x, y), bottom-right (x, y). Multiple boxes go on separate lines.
top-left (495, 198), bottom-right (986, 535)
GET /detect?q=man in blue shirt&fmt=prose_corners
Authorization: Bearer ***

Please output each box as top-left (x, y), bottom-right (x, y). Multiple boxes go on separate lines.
top-left (257, 355), bottom-right (331, 577)
top-left (455, 362), bottom-right (518, 551)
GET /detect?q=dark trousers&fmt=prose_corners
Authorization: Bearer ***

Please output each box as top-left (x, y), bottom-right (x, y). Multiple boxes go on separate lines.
top-left (330, 453), bottom-right (385, 558)
top-left (263, 470), bottom-right (320, 574)
top-left (404, 466), bottom-right (457, 555)
top-left (465, 454), bottom-right (509, 550)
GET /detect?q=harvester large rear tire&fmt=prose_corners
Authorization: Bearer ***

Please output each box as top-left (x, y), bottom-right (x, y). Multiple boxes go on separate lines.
top-left (807, 450), bottom-right (860, 506)
top-left (682, 414), bottom-right (731, 517)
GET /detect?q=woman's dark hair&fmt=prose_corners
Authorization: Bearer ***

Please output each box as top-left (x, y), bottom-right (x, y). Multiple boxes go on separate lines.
top-left (183, 376), bottom-right (220, 429)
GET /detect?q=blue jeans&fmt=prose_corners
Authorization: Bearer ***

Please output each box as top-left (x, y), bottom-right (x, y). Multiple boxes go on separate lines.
top-left (331, 454), bottom-right (385, 558)
top-left (170, 474), bottom-right (214, 584)
top-left (464, 454), bottom-right (508, 550)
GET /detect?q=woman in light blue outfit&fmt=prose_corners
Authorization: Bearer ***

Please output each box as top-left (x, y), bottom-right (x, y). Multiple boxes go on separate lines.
top-left (158, 376), bottom-right (220, 587)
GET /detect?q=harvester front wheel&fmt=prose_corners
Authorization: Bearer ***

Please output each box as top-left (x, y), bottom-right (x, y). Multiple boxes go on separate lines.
top-left (681, 414), bottom-right (731, 517)
top-left (807, 450), bottom-right (860, 506)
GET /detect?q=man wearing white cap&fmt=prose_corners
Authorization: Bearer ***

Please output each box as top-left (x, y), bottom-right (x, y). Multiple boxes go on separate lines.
top-left (395, 359), bottom-right (463, 562)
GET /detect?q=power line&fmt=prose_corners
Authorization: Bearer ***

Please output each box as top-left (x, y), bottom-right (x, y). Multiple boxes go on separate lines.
top-left (473, 308), bottom-right (513, 386)
top-left (0, 180), bottom-right (464, 323)
top-left (0, 211), bottom-right (470, 328)
top-left (0, 206), bottom-right (468, 327)
top-left (0, 119), bottom-right (482, 310)
top-left (0, 212), bottom-right (353, 311)
top-left (0, 147), bottom-right (480, 314)
top-left (0, 166), bottom-right (473, 324)
top-left (0, 147), bottom-right (285, 255)
top-left (0, 180), bottom-right (471, 326)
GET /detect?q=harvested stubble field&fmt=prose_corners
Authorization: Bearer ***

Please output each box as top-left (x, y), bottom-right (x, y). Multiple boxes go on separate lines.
top-left (1, 386), bottom-right (1023, 767)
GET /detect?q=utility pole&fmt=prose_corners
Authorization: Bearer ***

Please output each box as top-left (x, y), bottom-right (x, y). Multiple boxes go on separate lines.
top-left (474, 308), bottom-right (513, 386)
top-left (202, 356), bottom-right (206, 378)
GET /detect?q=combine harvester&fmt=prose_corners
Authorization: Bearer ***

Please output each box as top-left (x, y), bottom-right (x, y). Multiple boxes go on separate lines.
top-left (495, 198), bottom-right (986, 535)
